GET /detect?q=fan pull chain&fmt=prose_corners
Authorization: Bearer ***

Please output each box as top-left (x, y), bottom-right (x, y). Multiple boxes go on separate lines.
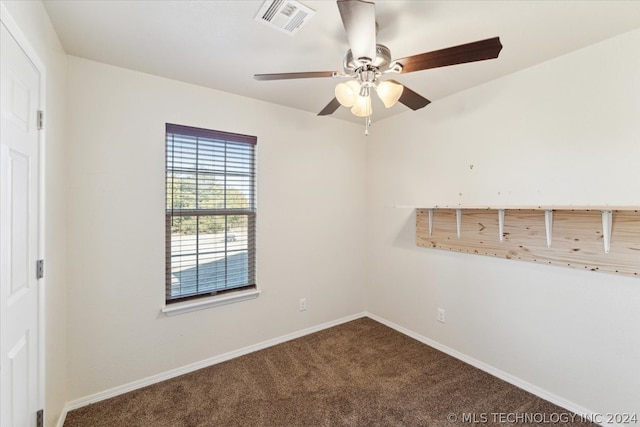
top-left (364, 116), bottom-right (372, 136)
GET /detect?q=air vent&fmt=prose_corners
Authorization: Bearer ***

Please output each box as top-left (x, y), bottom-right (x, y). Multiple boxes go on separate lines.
top-left (255, 0), bottom-right (315, 35)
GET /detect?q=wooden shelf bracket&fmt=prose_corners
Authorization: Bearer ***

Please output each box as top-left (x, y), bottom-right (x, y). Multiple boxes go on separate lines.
top-left (601, 210), bottom-right (613, 254)
top-left (544, 210), bottom-right (553, 248)
top-left (428, 208), bottom-right (434, 236)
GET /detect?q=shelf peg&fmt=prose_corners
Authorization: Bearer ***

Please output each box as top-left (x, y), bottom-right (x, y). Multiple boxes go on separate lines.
top-left (456, 209), bottom-right (462, 239)
top-left (498, 209), bottom-right (505, 242)
top-left (428, 209), bottom-right (434, 236)
top-left (544, 210), bottom-right (553, 248)
top-left (601, 210), bottom-right (613, 253)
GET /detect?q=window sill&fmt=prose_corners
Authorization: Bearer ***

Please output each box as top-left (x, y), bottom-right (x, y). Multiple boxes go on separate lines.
top-left (161, 288), bottom-right (261, 317)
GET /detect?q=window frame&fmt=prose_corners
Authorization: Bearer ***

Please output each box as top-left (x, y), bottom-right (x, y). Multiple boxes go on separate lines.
top-left (165, 123), bottom-right (257, 306)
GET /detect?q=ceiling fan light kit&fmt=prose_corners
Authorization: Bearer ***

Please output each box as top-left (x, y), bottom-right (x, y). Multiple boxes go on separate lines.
top-left (351, 92), bottom-right (372, 118)
top-left (254, 0), bottom-right (503, 134)
top-left (375, 80), bottom-right (403, 108)
top-left (334, 75), bottom-right (403, 133)
top-left (335, 80), bottom-right (359, 108)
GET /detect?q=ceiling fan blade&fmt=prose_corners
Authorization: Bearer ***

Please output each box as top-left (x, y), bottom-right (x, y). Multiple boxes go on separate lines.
top-left (318, 98), bottom-right (341, 116)
top-left (337, 0), bottom-right (377, 62)
top-left (254, 71), bottom-right (336, 81)
top-left (395, 37), bottom-right (503, 74)
top-left (387, 80), bottom-right (431, 110)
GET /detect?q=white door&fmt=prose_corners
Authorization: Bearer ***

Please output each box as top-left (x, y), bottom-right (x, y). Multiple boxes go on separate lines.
top-left (0, 20), bottom-right (42, 427)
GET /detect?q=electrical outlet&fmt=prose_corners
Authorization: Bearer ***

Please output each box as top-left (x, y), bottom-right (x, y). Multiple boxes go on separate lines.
top-left (299, 298), bottom-right (307, 312)
top-left (437, 308), bottom-right (446, 323)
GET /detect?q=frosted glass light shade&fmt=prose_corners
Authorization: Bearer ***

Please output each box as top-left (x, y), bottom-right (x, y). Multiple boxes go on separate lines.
top-left (376, 80), bottom-right (404, 108)
top-left (351, 94), bottom-right (372, 117)
top-left (335, 80), bottom-right (361, 108)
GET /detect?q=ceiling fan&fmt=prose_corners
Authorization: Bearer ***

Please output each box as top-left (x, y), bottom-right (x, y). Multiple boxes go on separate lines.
top-left (255, 0), bottom-right (503, 134)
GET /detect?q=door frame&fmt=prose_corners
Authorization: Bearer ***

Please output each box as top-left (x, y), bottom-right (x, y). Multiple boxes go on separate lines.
top-left (0, 2), bottom-right (47, 416)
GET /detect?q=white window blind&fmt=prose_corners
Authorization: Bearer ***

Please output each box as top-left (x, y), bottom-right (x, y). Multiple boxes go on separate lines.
top-left (166, 123), bottom-right (256, 303)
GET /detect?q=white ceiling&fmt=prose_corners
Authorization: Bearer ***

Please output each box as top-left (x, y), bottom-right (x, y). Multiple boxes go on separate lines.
top-left (43, 0), bottom-right (640, 124)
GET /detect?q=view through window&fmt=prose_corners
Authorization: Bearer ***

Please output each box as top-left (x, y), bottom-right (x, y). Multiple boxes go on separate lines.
top-left (165, 124), bottom-right (256, 303)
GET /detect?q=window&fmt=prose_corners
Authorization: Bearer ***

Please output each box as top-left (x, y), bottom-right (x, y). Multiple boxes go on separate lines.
top-left (165, 123), bottom-right (256, 304)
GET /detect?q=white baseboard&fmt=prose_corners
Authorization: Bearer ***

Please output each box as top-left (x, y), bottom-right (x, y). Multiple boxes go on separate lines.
top-left (58, 311), bottom-right (612, 427)
top-left (365, 312), bottom-right (608, 427)
top-left (56, 312), bottom-right (367, 426)
top-left (55, 411), bottom-right (66, 427)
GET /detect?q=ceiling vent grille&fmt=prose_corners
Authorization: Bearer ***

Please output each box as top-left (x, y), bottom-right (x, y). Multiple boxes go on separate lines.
top-left (255, 0), bottom-right (315, 36)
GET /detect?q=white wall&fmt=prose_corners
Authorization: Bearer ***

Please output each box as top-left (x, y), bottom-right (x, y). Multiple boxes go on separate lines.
top-left (367, 29), bottom-right (640, 415)
top-left (0, 1), bottom-right (68, 425)
top-left (6, 0), bottom-right (639, 419)
top-left (64, 56), bottom-right (367, 401)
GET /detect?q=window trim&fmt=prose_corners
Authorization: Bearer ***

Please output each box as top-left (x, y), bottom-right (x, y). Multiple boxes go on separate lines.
top-left (165, 123), bottom-right (257, 306)
top-left (161, 288), bottom-right (261, 316)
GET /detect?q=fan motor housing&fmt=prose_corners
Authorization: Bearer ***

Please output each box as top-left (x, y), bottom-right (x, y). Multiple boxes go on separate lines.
top-left (343, 44), bottom-right (392, 73)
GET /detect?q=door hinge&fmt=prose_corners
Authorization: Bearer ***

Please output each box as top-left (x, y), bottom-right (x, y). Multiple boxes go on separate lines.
top-left (37, 110), bottom-right (44, 130)
top-left (36, 259), bottom-right (44, 279)
top-left (36, 409), bottom-right (44, 427)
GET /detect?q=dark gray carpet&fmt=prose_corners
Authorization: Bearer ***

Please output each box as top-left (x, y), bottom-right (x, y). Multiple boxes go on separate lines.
top-left (64, 317), bottom-right (596, 426)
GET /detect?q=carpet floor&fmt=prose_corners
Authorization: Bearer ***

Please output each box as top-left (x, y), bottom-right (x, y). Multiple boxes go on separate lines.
top-left (63, 317), bottom-right (597, 426)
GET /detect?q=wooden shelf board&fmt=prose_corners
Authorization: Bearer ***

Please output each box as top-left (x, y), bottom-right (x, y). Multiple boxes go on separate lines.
top-left (421, 206), bottom-right (639, 211)
top-left (415, 208), bottom-right (640, 278)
